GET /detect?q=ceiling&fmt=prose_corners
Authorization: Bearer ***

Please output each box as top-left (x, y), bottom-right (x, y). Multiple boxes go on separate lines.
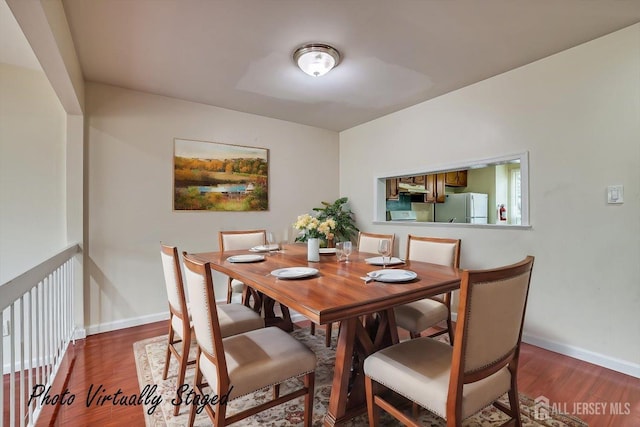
top-left (7, 1), bottom-right (640, 131)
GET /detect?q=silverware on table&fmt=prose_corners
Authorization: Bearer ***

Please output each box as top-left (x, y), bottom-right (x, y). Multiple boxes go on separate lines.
top-left (360, 272), bottom-right (381, 283)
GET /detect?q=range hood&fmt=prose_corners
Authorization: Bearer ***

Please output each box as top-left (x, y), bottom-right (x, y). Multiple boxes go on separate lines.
top-left (398, 182), bottom-right (429, 194)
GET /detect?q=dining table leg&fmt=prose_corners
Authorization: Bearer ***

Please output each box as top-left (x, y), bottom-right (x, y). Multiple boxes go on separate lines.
top-left (323, 309), bottom-right (398, 426)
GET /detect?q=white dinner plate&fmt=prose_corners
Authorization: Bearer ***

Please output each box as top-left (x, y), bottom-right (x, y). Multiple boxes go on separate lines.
top-left (319, 248), bottom-right (337, 255)
top-left (364, 257), bottom-right (405, 266)
top-left (367, 269), bottom-right (417, 283)
top-left (270, 267), bottom-right (319, 279)
top-left (249, 244), bottom-right (280, 252)
top-left (226, 254), bottom-right (265, 263)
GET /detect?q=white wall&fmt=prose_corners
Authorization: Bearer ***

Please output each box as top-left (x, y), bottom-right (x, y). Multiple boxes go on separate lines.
top-left (0, 63), bottom-right (68, 367)
top-left (0, 63), bottom-right (67, 283)
top-left (4, 0), bottom-right (87, 338)
top-left (340, 25), bottom-right (640, 375)
top-left (85, 83), bottom-right (339, 332)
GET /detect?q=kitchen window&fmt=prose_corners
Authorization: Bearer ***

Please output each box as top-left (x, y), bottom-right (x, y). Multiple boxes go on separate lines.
top-left (373, 152), bottom-right (530, 228)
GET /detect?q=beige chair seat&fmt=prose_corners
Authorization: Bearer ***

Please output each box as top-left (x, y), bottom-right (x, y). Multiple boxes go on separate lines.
top-left (161, 243), bottom-right (265, 418)
top-left (230, 278), bottom-right (244, 294)
top-left (182, 253), bottom-right (316, 426)
top-left (394, 298), bottom-right (448, 334)
top-left (172, 303), bottom-right (264, 340)
top-left (217, 303), bottom-right (264, 337)
top-left (364, 336), bottom-right (511, 420)
top-left (199, 327), bottom-right (317, 400)
top-left (364, 256), bottom-right (534, 426)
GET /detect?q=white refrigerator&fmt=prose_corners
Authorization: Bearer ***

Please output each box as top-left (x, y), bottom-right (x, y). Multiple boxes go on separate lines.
top-left (435, 193), bottom-right (488, 224)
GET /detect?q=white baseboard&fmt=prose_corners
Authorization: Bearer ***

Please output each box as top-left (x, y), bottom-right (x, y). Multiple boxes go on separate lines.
top-left (455, 313), bottom-right (638, 378)
top-left (86, 311), bottom-right (169, 336)
top-left (83, 308), bottom-right (639, 379)
top-left (73, 328), bottom-right (87, 340)
top-left (522, 333), bottom-right (640, 379)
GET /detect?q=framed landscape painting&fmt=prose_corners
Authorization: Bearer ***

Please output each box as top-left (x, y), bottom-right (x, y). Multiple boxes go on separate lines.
top-left (173, 138), bottom-right (269, 211)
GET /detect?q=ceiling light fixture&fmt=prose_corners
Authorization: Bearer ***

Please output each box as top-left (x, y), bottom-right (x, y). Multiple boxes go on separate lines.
top-left (293, 43), bottom-right (340, 77)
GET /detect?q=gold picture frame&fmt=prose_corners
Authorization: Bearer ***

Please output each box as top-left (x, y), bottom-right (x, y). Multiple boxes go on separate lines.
top-left (173, 138), bottom-right (269, 211)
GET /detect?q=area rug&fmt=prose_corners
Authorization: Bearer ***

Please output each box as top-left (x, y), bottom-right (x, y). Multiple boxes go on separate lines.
top-left (134, 328), bottom-right (587, 426)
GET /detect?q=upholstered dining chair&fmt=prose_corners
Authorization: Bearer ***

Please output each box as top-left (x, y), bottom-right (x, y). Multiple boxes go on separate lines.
top-left (364, 256), bottom-right (535, 427)
top-left (218, 229), bottom-right (266, 303)
top-left (182, 253), bottom-right (317, 427)
top-left (159, 244), bottom-right (264, 416)
top-left (357, 231), bottom-right (396, 255)
top-left (394, 235), bottom-right (460, 343)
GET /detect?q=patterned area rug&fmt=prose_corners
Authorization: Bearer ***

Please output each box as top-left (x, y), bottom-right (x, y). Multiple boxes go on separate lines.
top-left (134, 328), bottom-right (587, 426)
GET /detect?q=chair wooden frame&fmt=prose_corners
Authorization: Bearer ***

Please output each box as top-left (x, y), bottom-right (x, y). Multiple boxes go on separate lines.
top-left (182, 255), bottom-right (315, 427)
top-left (218, 229), bottom-right (266, 304)
top-left (402, 235), bottom-right (461, 343)
top-left (160, 243), bottom-right (195, 416)
top-left (365, 256), bottom-right (535, 427)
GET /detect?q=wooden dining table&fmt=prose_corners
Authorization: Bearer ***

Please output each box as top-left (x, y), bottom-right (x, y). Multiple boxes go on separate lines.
top-left (190, 243), bottom-right (461, 426)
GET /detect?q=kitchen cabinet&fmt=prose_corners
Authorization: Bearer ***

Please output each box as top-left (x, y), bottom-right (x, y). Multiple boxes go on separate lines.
top-left (445, 170), bottom-right (467, 187)
top-left (425, 173), bottom-right (446, 203)
top-left (420, 170), bottom-right (466, 202)
top-left (412, 175), bottom-right (425, 185)
top-left (398, 175), bottom-right (424, 185)
top-left (386, 178), bottom-right (399, 200)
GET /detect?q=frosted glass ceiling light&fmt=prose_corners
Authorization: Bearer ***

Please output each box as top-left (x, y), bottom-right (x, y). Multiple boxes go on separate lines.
top-left (293, 44), bottom-right (340, 77)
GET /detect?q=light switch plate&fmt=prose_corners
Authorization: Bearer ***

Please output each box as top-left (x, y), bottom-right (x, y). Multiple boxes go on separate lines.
top-left (607, 185), bottom-right (624, 204)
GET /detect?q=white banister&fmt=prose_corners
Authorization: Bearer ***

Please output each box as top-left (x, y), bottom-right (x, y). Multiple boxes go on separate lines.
top-left (1, 243), bottom-right (81, 427)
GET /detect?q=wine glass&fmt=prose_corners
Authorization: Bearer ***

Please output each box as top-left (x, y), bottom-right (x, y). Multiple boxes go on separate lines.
top-left (342, 241), bottom-right (353, 263)
top-left (377, 239), bottom-right (392, 268)
top-left (335, 242), bottom-right (345, 262)
top-left (266, 232), bottom-right (276, 254)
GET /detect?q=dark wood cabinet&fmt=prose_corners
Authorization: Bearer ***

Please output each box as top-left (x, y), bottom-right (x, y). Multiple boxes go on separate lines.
top-left (392, 170), bottom-right (466, 203)
top-left (445, 170), bottom-right (467, 187)
top-left (398, 175), bottom-right (425, 186)
top-left (425, 173), bottom-right (446, 203)
top-left (386, 178), bottom-right (399, 200)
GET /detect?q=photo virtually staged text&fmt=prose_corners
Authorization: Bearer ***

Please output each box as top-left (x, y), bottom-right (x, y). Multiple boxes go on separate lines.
top-left (28, 383), bottom-right (234, 415)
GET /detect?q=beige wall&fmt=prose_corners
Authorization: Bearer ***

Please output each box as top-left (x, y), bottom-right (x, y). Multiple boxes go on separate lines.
top-left (340, 25), bottom-right (640, 374)
top-left (85, 83), bottom-right (339, 332)
top-left (0, 63), bottom-right (67, 283)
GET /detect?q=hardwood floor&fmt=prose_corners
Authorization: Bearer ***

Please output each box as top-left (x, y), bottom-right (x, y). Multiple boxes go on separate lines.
top-left (518, 344), bottom-right (640, 426)
top-left (34, 322), bottom-right (167, 427)
top-left (3, 320), bottom-right (635, 426)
